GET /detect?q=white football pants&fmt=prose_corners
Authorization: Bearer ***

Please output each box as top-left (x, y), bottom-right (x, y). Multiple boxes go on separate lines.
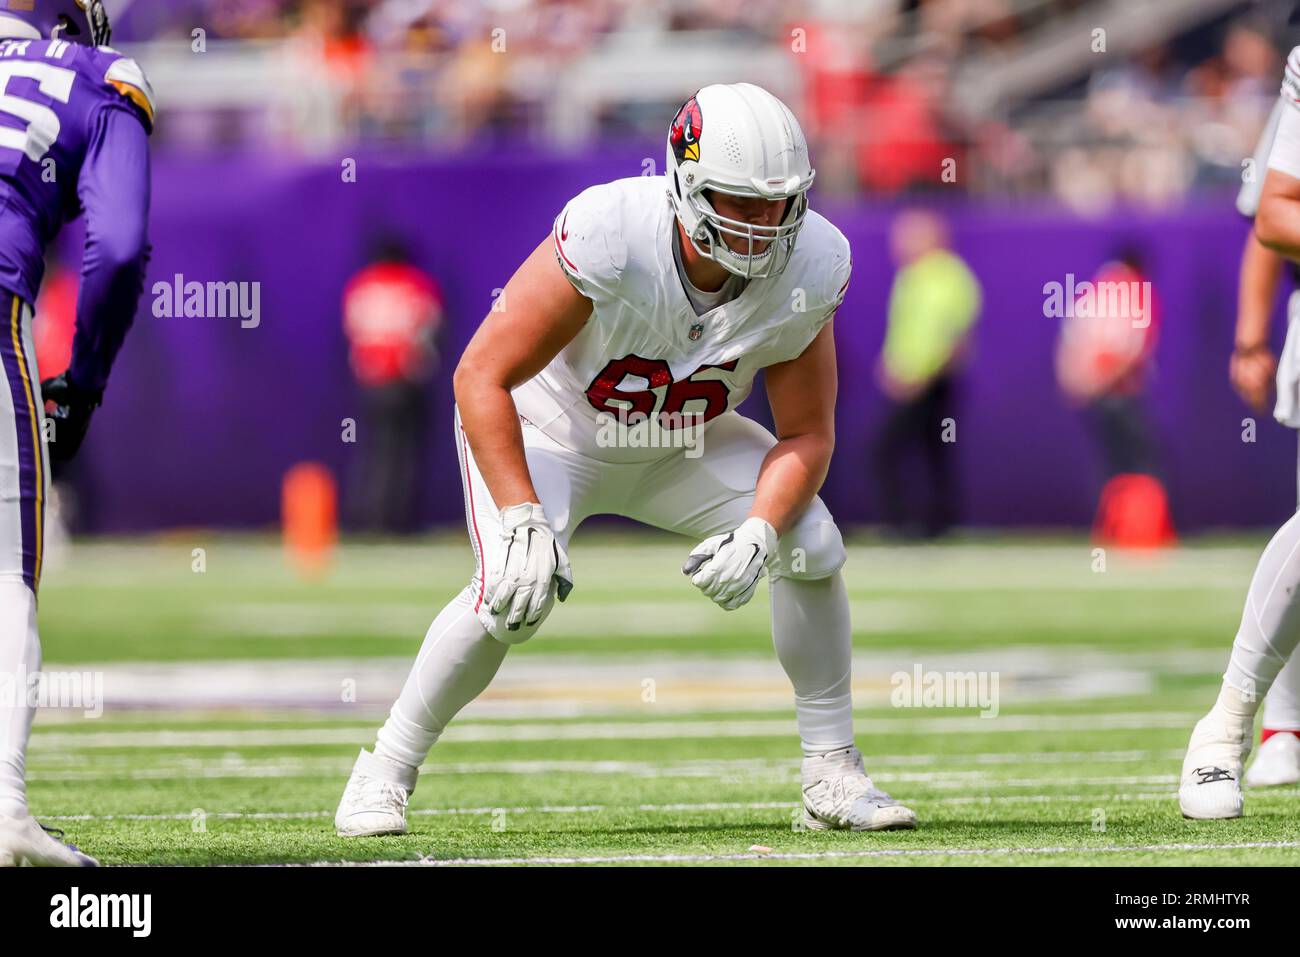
top-left (374, 409), bottom-right (854, 771)
top-left (0, 295), bottom-right (44, 819)
top-left (1254, 431), bottom-right (1300, 731)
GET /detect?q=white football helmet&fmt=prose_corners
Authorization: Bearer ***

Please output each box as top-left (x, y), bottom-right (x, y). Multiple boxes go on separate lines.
top-left (665, 83), bottom-right (815, 280)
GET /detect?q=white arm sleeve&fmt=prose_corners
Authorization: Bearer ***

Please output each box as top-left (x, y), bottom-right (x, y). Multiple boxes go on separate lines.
top-left (1268, 103), bottom-right (1300, 180)
top-left (1241, 99), bottom-right (1285, 216)
top-left (1268, 47), bottom-right (1300, 181)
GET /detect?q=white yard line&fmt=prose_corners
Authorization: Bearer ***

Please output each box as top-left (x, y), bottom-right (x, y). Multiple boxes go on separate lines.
top-left (26, 748), bottom-right (1187, 781)
top-left (27, 764), bottom-right (1181, 788)
top-left (294, 841), bottom-right (1300, 867)
top-left (50, 786), bottom-right (1295, 824)
top-left (29, 645), bottom-right (1232, 713)
top-left (28, 711), bottom-right (1202, 749)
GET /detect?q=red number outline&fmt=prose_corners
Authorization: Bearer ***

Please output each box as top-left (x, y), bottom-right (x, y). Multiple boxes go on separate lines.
top-left (585, 355), bottom-right (738, 430)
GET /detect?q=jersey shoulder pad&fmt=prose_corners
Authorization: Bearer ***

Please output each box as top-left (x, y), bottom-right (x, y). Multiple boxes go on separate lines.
top-left (88, 46), bottom-right (155, 132)
top-left (1283, 47), bottom-right (1300, 111)
top-left (552, 180), bottom-right (639, 300)
top-left (795, 211), bottom-right (852, 317)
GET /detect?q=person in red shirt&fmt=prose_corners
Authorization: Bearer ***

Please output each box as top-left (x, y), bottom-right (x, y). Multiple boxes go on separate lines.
top-left (33, 250), bottom-right (94, 545)
top-left (1055, 247), bottom-right (1161, 479)
top-left (33, 258), bottom-right (77, 392)
top-left (342, 238), bottom-right (444, 533)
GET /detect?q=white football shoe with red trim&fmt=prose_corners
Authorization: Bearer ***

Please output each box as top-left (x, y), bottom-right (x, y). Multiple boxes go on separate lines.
top-left (1245, 731), bottom-right (1300, 787)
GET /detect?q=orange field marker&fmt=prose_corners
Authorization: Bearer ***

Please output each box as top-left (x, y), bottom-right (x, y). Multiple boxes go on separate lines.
top-left (282, 462), bottom-right (337, 577)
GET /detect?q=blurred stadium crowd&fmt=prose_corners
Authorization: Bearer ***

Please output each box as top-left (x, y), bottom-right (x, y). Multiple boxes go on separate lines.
top-left (114, 0), bottom-right (1297, 209)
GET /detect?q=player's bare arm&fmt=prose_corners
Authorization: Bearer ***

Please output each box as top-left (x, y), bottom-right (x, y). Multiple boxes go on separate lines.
top-left (451, 236), bottom-right (589, 630)
top-left (752, 321), bottom-right (837, 535)
top-left (453, 235), bottom-right (591, 509)
top-left (1231, 231), bottom-right (1282, 412)
top-left (682, 324), bottom-right (838, 612)
top-left (1255, 169), bottom-right (1300, 262)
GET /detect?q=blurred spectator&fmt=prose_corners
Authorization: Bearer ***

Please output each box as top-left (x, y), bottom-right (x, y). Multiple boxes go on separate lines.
top-left (106, 0), bottom-right (1291, 206)
top-left (33, 250), bottom-right (88, 555)
top-left (873, 209), bottom-right (981, 538)
top-left (1055, 247), bottom-right (1160, 481)
top-left (342, 238), bottom-right (444, 534)
top-left (857, 55), bottom-right (965, 195)
top-left (278, 0), bottom-right (372, 149)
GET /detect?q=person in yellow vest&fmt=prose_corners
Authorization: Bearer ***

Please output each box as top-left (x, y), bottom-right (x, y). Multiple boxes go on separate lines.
top-left (873, 209), bottom-right (981, 538)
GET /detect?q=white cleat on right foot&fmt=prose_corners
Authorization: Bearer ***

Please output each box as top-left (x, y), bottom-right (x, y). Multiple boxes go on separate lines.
top-left (0, 815), bottom-right (98, 867)
top-left (1245, 732), bottom-right (1300, 788)
top-left (335, 748), bottom-right (416, 837)
top-left (1179, 712), bottom-right (1251, 820)
top-left (801, 746), bottom-right (918, 831)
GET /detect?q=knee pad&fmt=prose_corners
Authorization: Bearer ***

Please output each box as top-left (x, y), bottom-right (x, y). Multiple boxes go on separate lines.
top-left (466, 579), bottom-right (556, 646)
top-left (772, 518), bottom-right (846, 581)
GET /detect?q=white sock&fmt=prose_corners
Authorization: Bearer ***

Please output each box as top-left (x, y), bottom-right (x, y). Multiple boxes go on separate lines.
top-left (0, 582), bottom-right (38, 819)
top-left (1223, 509), bottom-right (1300, 705)
top-left (1208, 681), bottom-right (1257, 725)
top-left (373, 584), bottom-right (508, 771)
top-left (770, 572), bottom-right (855, 755)
top-left (1262, 652), bottom-right (1300, 731)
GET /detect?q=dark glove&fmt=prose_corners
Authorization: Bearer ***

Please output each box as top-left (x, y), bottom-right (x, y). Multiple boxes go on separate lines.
top-left (40, 373), bottom-right (102, 464)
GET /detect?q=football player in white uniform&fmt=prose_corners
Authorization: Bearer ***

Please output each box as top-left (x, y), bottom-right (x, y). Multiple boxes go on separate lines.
top-left (1215, 94), bottom-right (1300, 791)
top-left (1180, 46), bottom-right (1300, 818)
top-left (335, 83), bottom-right (918, 836)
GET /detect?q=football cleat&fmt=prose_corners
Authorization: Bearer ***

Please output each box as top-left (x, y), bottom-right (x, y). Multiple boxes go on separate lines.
top-left (801, 746), bottom-right (918, 831)
top-left (0, 815), bottom-right (97, 867)
top-left (335, 748), bottom-right (416, 837)
top-left (1179, 711), bottom-right (1252, 820)
top-left (1245, 731), bottom-right (1300, 788)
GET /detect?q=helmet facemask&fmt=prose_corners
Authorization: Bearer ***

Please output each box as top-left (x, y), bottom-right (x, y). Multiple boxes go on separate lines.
top-left (682, 181), bottom-right (811, 280)
top-left (71, 0), bottom-right (112, 46)
top-left (0, 0), bottom-right (110, 46)
top-left (47, 1), bottom-right (111, 46)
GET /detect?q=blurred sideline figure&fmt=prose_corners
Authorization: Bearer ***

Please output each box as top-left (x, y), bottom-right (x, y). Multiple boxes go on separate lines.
top-left (0, 3), bottom-right (154, 866)
top-left (342, 238), bottom-right (443, 534)
top-left (31, 252), bottom-right (80, 570)
top-left (1181, 43), bottom-right (1300, 818)
top-left (1056, 248), bottom-right (1160, 477)
top-left (873, 208), bottom-right (980, 538)
top-left (1055, 248), bottom-right (1174, 548)
top-left (335, 83), bottom-right (920, 838)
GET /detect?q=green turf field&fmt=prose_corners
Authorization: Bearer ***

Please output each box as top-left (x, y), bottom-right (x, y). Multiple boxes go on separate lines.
top-left (23, 531), bottom-right (1300, 866)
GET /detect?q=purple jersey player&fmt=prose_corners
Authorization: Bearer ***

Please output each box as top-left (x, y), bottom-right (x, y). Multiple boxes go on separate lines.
top-left (0, 1), bottom-right (153, 867)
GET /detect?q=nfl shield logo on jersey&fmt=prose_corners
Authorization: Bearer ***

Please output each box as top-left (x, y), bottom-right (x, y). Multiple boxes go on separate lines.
top-left (689, 322), bottom-right (704, 341)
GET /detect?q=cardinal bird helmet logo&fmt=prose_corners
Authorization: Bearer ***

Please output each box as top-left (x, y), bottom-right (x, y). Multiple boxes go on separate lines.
top-left (670, 96), bottom-right (703, 164)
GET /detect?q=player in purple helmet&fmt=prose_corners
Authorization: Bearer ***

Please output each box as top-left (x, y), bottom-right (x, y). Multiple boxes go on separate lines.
top-left (0, 1), bottom-right (155, 866)
top-left (4, 1), bottom-right (113, 48)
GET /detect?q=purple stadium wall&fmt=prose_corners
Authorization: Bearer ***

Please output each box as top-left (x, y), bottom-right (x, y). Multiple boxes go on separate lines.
top-left (66, 146), bottom-right (1293, 533)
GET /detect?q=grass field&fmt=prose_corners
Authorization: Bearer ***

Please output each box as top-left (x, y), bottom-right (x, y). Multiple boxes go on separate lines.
top-left (23, 531), bottom-right (1300, 866)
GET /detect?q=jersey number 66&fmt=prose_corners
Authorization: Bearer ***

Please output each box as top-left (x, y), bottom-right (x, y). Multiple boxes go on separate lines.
top-left (585, 355), bottom-right (738, 429)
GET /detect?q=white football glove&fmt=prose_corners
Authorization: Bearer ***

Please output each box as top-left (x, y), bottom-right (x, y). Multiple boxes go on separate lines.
top-left (487, 503), bottom-right (574, 632)
top-left (682, 517), bottom-right (777, 611)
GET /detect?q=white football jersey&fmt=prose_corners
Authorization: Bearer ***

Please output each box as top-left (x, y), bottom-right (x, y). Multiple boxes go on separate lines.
top-left (1239, 97), bottom-right (1283, 219)
top-left (511, 176), bottom-right (851, 463)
